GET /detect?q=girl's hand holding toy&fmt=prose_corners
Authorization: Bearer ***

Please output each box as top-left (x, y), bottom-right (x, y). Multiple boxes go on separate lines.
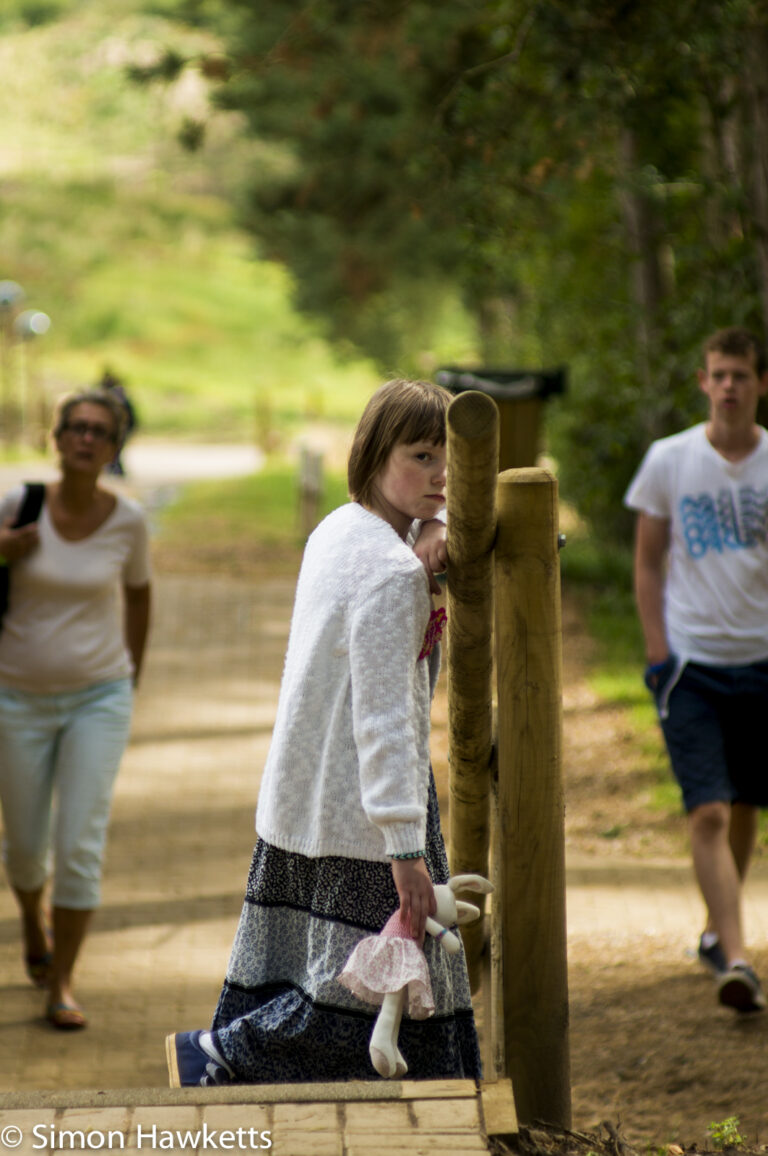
top-left (339, 874), bottom-right (493, 1078)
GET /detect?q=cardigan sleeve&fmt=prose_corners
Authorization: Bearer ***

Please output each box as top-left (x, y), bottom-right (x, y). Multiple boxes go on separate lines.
top-left (348, 566), bottom-right (432, 856)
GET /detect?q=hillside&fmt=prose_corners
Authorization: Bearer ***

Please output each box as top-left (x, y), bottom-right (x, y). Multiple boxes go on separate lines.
top-left (0, 0), bottom-right (380, 439)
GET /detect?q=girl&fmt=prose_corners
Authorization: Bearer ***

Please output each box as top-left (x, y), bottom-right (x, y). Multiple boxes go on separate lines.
top-left (166, 378), bottom-right (480, 1084)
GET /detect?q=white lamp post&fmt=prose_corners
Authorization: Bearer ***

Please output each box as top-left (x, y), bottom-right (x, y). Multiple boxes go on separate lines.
top-left (14, 310), bottom-right (52, 445)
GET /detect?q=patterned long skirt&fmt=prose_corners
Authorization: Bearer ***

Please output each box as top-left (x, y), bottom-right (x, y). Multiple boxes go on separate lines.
top-left (210, 772), bottom-right (482, 1082)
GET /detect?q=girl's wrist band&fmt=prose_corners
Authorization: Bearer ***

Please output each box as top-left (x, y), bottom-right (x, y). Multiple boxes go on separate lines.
top-left (645, 659), bottom-right (669, 676)
top-left (389, 850), bottom-right (425, 860)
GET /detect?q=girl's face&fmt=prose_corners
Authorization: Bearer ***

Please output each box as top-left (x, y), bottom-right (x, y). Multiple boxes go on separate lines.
top-left (369, 440), bottom-right (447, 536)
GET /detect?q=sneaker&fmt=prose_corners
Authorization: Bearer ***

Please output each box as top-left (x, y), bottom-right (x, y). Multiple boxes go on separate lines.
top-left (716, 964), bottom-right (767, 1014)
top-left (697, 934), bottom-right (728, 977)
top-left (165, 1031), bottom-right (235, 1088)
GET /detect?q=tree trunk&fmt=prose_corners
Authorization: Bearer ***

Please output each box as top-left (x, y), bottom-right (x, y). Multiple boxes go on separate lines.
top-left (618, 125), bottom-right (666, 437)
top-left (744, 18), bottom-right (768, 343)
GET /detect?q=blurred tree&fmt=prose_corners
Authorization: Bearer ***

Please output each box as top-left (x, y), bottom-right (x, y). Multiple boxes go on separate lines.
top-left (165, 0), bottom-right (768, 543)
top-left (0, 0), bottom-right (74, 31)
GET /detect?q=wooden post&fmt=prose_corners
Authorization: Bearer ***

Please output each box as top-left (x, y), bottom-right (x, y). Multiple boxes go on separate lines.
top-left (298, 447), bottom-right (324, 538)
top-left (493, 466), bottom-right (571, 1127)
top-left (445, 390), bottom-right (499, 991)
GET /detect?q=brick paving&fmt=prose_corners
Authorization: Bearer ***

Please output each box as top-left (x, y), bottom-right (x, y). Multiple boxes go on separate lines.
top-left (0, 1078), bottom-right (511, 1155)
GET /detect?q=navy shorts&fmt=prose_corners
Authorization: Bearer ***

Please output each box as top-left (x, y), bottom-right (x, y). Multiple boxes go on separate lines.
top-left (651, 658), bottom-right (768, 812)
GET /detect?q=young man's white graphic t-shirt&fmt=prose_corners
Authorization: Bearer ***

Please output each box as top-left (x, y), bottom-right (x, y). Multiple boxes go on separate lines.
top-left (624, 423), bottom-right (768, 665)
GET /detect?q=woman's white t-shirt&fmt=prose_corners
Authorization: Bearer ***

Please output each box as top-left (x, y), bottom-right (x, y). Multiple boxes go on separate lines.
top-left (0, 486), bottom-right (151, 692)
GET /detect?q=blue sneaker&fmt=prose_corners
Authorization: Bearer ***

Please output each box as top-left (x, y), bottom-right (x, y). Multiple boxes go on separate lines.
top-left (717, 964), bottom-right (767, 1014)
top-left (697, 934), bottom-right (727, 977)
top-left (165, 1031), bottom-right (236, 1087)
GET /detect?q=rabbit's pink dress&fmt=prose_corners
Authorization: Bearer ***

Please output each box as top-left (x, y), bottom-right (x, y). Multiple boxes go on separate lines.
top-left (338, 909), bottom-right (434, 1018)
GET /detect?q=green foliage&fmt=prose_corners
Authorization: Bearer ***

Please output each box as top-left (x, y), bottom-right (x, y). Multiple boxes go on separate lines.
top-left (6, 0), bottom-right (768, 546)
top-left (0, 0), bottom-right (74, 32)
top-left (173, 0), bottom-right (768, 546)
top-left (706, 1117), bottom-right (744, 1150)
top-left (172, 0), bottom-right (484, 367)
top-left (560, 531), bottom-right (642, 678)
top-left (561, 528), bottom-right (644, 690)
top-left (558, 527), bottom-right (634, 593)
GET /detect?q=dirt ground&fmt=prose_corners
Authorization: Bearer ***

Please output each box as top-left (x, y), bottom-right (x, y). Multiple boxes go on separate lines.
top-left (152, 525), bottom-right (768, 1155)
top-left (549, 590), bottom-right (768, 1155)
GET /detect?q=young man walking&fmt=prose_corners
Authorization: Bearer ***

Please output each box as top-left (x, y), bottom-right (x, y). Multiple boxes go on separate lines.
top-left (625, 326), bottom-right (768, 1013)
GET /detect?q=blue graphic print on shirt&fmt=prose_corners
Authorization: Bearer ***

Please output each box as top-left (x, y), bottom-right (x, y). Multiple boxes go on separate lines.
top-left (681, 487), bottom-right (768, 557)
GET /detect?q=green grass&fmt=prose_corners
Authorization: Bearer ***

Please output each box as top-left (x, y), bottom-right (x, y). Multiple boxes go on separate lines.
top-left (0, 0), bottom-right (383, 439)
top-left (1, 175), bottom-right (380, 439)
top-left (155, 459), bottom-right (350, 551)
top-left (0, 0), bottom-right (479, 441)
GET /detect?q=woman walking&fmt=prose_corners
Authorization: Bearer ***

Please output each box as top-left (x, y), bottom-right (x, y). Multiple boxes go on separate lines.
top-left (0, 389), bottom-right (151, 1029)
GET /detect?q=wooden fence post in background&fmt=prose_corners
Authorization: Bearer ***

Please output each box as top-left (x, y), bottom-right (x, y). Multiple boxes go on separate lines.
top-left (297, 446), bottom-right (324, 538)
top-left (493, 466), bottom-right (571, 1127)
top-left (445, 390), bottom-right (499, 991)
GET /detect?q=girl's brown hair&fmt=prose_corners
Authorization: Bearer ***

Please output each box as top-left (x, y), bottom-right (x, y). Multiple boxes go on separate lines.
top-left (348, 378), bottom-right (451, 506)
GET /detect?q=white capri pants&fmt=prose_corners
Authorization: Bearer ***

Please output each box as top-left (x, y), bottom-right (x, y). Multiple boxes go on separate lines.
top-left (0, 678), bottom-right (133, 909)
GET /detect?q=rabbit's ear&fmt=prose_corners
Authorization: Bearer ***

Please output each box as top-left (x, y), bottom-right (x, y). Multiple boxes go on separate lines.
top-left (455, 900), bottom-right (481, 926)
top-left (448, 874), bottom-right (494, 896)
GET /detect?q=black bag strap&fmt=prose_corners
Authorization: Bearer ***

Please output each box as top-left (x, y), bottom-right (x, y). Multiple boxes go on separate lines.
top-left (12, 482), bottom-right (46, 528)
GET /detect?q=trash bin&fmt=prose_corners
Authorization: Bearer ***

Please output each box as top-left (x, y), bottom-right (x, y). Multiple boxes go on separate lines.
top-left (436, 367), bottom-right (567, 470)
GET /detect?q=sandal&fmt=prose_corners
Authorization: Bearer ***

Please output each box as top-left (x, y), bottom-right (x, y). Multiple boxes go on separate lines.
top-left (25, 951), bottom-right (52, 989)
top-left (46, 1002), bottom-right (87, 1031)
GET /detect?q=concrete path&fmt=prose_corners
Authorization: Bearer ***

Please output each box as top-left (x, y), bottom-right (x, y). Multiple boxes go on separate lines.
top-left (0, 441), bottom-right (263, 493)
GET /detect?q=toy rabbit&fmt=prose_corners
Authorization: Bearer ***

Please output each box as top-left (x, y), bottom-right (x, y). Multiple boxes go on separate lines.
top-left (338, 873), bottom-right (493, 1078)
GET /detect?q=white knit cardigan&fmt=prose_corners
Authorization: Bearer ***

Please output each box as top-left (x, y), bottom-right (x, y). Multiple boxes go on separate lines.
top-left (255, 501), bottom-right (439, 861)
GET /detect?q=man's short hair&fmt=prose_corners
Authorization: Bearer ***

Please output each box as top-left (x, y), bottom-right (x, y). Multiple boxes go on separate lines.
top-left (704, 327), bottom-right (767, 375)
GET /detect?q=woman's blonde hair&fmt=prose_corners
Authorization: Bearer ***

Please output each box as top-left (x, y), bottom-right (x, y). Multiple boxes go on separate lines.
top-left (348, 378), bottom-right (451, 506)
top-left (53, 388), bottom-right (128, 445)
